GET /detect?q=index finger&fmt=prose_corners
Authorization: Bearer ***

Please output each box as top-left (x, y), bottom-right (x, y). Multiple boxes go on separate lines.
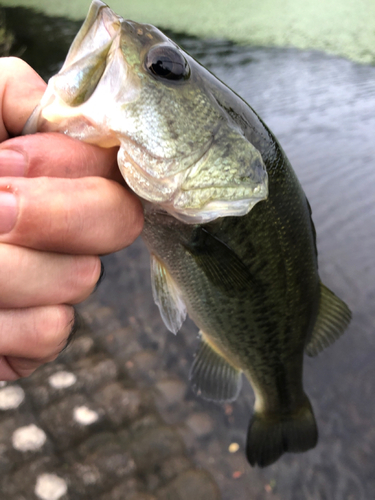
top-left (0, 132), bottom-right (123, 181)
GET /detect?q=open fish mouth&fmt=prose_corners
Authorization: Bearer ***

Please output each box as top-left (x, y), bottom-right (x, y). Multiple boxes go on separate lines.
top-left (23, 1), bottom-right (126, 144)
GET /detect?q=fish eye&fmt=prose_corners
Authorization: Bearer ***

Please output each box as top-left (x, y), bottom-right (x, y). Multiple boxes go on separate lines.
top-left (145, 45), bottom-right (190, 81)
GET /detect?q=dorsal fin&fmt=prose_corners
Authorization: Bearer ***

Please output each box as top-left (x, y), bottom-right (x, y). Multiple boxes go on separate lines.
top-left (305, 282), bottom-right (351, 357)
top-left (150, 254), bottom-right (187, 334)
top-left (189, 334), bottom-right (242, 402)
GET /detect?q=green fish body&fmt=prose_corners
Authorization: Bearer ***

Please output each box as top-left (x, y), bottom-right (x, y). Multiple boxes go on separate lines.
top-left (142, 140), bottom-right (349, 467)
top-left (24, 1), bottom-right (351, 467)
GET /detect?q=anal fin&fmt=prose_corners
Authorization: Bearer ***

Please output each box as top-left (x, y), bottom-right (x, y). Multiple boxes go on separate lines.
top-left (189, 334), bottom-right (242, 402)
top-left (150, 254), bottom-right (187, 334)
top-left (305, 282), bottom-right (352, 357)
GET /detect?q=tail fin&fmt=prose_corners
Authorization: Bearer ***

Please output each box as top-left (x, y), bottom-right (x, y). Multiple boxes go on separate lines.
top-left (246, 396), bottom-right (318, 467)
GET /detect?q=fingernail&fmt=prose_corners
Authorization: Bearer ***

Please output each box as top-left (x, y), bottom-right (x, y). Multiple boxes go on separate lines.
top-left (0, 150), bottom-right (27, 176)
top-left (0, 191), bottom-right (18, 234)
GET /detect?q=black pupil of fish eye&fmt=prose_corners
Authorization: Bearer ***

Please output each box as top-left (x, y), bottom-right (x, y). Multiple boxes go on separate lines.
top-left (146, 47), bottom-right (188, 81)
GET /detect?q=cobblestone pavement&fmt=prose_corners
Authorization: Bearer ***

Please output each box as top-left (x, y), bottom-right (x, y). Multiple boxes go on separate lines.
top-left (0, 227), bottom-right (281, 500)
top-left (0, 237), bottom-right (280, 500)
top-left (0, 294), bottom-right (223, 500)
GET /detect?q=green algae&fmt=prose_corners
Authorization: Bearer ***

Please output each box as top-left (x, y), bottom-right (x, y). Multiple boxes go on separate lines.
top-left (0, 0), bottom-right (374, 64)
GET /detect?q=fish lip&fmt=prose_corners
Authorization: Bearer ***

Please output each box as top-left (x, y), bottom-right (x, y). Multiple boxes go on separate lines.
top-left (62, 1), bottom-right (121, 67)
top-left (23, 1), bottom-right (123, 136)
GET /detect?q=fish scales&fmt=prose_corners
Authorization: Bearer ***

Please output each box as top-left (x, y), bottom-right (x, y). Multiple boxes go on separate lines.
top-left (23, 0), bottom-right (352, 467)
top-left (143, 137), bottom-right (318, 404)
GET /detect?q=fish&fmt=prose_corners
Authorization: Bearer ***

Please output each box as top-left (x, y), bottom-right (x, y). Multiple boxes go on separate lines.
top-left (23, 0), bottom-right (352, 467)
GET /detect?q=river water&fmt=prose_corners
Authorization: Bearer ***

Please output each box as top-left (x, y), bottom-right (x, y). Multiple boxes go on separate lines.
top-left (2, 6), bottom-right (375, 500)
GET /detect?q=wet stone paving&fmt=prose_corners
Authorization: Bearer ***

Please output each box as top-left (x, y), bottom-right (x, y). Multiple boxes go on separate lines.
top-left (0, 296), bottom-right (224, 500)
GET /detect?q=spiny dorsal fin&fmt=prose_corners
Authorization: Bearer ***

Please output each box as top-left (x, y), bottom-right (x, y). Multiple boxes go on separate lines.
top-left (189, 334), bottom-right (242, 402)
top-left (305, 282), bottom-right (352, 357)
top-left (150, 254), bottom-right (187, 334)
top-left (183, 226), bottom-right (254, 294)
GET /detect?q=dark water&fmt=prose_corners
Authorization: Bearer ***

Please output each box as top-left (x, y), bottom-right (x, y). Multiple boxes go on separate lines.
top-left (2, 6), bottom-right (375, 499)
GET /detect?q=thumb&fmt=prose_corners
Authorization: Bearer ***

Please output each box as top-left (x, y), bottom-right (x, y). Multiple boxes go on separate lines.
top-left (0, 57), bottom-right (46, 141)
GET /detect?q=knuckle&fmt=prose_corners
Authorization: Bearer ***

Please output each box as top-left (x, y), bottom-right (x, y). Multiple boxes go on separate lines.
top-left (111, 189), bottom-right (144, 251)
top-left (33, 305), bottom-right (74, 358)
top-left (5, 356), bottom-right (40, 380)
top-left (69, 255), bottom-right (101, 303)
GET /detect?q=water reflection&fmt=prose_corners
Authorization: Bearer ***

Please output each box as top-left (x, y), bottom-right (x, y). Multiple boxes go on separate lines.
top-left (3, 6), bottom-right (375, 499)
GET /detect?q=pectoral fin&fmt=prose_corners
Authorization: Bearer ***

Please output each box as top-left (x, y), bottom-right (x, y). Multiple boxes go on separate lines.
top-left (305, 282), bottom-right (352, 357)
top-left (184, 227), bottom-right (254, 294)
top-left (150, 254), bottom-right (187, 334)
top-left (189, 334), bottom-right (242, 402)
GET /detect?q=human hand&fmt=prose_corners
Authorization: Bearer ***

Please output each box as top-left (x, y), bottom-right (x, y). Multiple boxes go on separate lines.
top-left (0, 57), bottom-right (143, 380)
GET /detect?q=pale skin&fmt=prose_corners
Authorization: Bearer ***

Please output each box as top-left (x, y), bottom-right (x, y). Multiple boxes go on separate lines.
top-left (0, 57), bottom-right (144, 380)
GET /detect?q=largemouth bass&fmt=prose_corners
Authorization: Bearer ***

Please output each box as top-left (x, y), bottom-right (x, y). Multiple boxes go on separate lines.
top-left (24, 1), bottom-right (351, 467)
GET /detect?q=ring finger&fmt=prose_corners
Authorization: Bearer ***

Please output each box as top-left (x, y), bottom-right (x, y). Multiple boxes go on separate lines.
top-left (0, 243), bottom-right (101, 307)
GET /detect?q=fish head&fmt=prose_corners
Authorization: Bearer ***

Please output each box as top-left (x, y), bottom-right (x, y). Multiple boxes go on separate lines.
top-left (24, 0), bottom-right (268, 223)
